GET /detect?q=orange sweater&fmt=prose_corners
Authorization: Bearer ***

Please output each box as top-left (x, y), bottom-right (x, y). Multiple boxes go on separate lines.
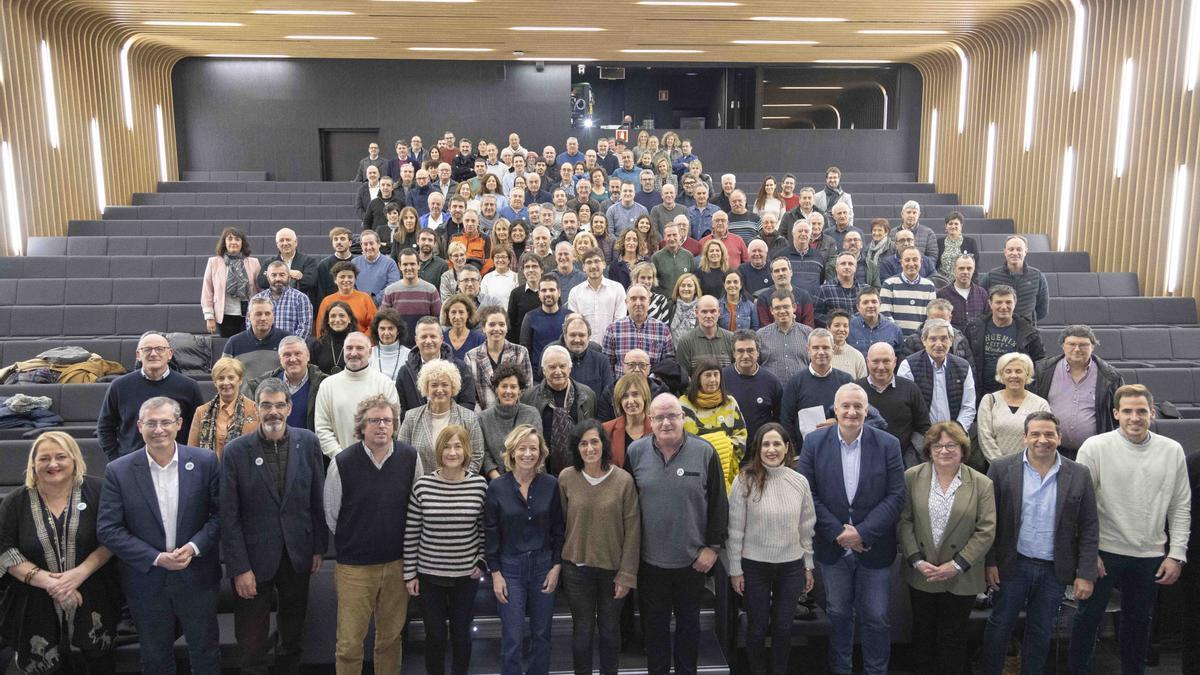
top-left (451, 233), bottom-right (494, 275)
top-left (316, 290), bottom-right (377, 336)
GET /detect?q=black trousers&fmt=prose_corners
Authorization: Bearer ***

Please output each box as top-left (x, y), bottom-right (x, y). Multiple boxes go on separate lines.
top-left (419, 574), bottom-right (479, 675)
top-left (231, 552), bottom-right (312, 675)
top-left (909, 587), bottom-right (976, 675)
top-left (218, 311), bottom-right (246, 338)
top-left (561, 564), bottom-right (624, 675)
top-left (1183, 560), bottom-right (1200, 675)
top-left (639, 562), bottom-right (705, 675)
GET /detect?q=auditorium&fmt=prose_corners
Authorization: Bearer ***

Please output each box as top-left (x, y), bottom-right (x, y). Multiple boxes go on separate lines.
top-left (0, 0), bottom-right (1196, 673)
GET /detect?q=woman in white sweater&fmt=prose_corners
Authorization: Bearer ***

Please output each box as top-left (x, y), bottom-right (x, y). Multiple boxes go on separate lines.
top-left (727, 422), bottom-right (816, 675)
top-left (977, 352), bottom-right (1051, 463)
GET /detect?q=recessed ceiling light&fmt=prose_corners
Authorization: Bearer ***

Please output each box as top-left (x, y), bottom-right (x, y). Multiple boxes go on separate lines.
top-left (732, 39), bottom-right (818, 45)
top-left (750, 16), bottom-right (847, 22)
top-left (372, 0), bottom-right (476, 3)
top-left (510, 26), bottom-right (605, 32)
top-left (285, 35), bottom-right (377, 40)
top-left (207, 53), bottom-right (291, 58)
top-left (638, 1), bottom-right (742, 5)
top-left (619, 49), bottom-right (704, 53)
top-left (762, 116), bottom-right (792, 119)
top-left (858, 29), bottom-right (949, 35)
top-left (409, 46), bottom-right (494, 52)
top-left (814, 59), bottom-right (893, 64)
top-left (144, 20), bottom-right (243, 27)
top-left (515, 57), bottom-right (598, 62)
top-left (779, 86), bottom-right (844, 90)
top-left (251, 9), bottom-right (354, 15)
top-left (762, 103), bottom-right (813, 107)
top-left (686, 72), bottom-right (699, 75)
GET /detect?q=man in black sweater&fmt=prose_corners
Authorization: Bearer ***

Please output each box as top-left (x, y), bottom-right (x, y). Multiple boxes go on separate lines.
top-left (857, 342), bottom-right (930, 468)
top-left (96, 332), bottom-right (204, 460)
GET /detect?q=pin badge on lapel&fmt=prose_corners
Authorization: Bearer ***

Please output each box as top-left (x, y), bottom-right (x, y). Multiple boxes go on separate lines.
top-left (255, 457), bottom-right (264, 466)
top-left (677, 468), bottom-right (685, 477)
top-left (77, 502), bottom-right (87, 511)
top-left (185, 462), bottom-right (195, 471)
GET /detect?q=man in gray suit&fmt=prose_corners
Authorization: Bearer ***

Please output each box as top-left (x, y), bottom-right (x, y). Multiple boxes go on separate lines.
top-left (980, 411), bottom-right (1099, 675)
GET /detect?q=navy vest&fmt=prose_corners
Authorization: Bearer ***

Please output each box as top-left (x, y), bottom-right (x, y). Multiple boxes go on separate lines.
top-left (905, 351), bottom-right (970, 422)
top-left (333, 441), bottom-right (417, 565)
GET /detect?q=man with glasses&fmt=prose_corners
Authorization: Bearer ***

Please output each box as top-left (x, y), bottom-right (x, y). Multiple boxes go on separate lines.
top-left (220, 379), bottom-right (327, 674)
top-left (314, 332), bottom-right (401, 458)
top-left (723, 330), bottom-right (783, 442)
top-left (324, 394), bottom-right (421, 674)
top-left (897, 318), bottom-right (976, 435)
top-left (595, 349), bottom-right (668, 422)
top-left (1029, 324), bottom-right (1125, 460)
top-left (97, 332), bottom-right (204, 460)
top-left (626, 393), bottom-right (729, 675)
top-left (602, 285), bottom-right (675, 377)
top-left (98, 396), bottom-right (222, 674)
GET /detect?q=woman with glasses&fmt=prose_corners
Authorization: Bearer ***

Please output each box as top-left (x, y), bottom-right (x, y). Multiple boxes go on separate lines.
top-left (899, 421), bottom-right (997, 674)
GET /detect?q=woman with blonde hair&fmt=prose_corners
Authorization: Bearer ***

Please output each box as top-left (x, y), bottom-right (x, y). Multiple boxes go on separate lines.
top-left (976, 352), bottom-right (1051, 464)
top-left (485, 425), bottom-right (564, 675)
top-left (572, 231), bottom-right (599, 262)
top-left (188, 356), bottom-right (258, 459)
top-left (0, 432), bottom-right (121, 672)
top-left (696, 239), bottom-right (730, 298)
top-left (670, 273), bottom-right (702, 340)
top-left (633, 262), bottom-right (673, 322)
top-left (440, 241), bottom-right (470, 298)
top-left (397, 359), bottom-right (485, 474)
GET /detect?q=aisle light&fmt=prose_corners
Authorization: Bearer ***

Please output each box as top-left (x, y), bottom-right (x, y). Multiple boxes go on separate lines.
top-left (39, 41), bottom-right (59, 149)
top-left (926, 109), bottom-right (938, 184)
top-left (89, 119), bottom-right (107, 213)
top-left (1, 142), bottom-right (20, 255)
top-left (1165, 164), bottom-right (1191, 293)
top-left (1186, 0), bottom-right (1200, 91)
top-left (1114, 58), bottom-right (1135, 178)
top-left (983, 122), bottom-right (997, 214)
top-left (1057, 147), bottom-right (1075, 252)
top-left (952, 45), bottom-right (968, 133)
top-left (1022, 51), bottom-right (1038, 151)
top-left (155, 104), bottom-right (169, 182)
top-left (120, 38), bottom-right (135, 130)
top-left (875, 83), bottom-right (888, 129)
top-left (1069, 0), bottom-right (1086, 92)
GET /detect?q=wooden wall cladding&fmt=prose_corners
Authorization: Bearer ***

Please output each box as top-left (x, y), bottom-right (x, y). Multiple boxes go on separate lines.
top-left (0, 0), bottom-right (180, 255)
top-left (914, 0), bottom-right (1199, 301)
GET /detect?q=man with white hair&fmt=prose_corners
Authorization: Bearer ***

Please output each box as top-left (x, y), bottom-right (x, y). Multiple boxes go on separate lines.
top-left (652, 218), bottom-right (694, 293)
top-left (897, 317), bottom-right (976, 432)
top-left (256, 227), bottom-right (321, 308)
top-left (560, 136), bottom-right (586, 166)
top-left (890, 200), bottom-right (939, 260)
top-left (314, 332), bottom-right (402, 458)
top-left (407, 168), bottom-right (435, 216)
top-left (713, 173), bottom-right (737, 212)
top-left (738, 239), bottom-right (773, 296)
top-left (520, 344), bottom-right (598, 475)
top-left (432, 162), bottom-right (457, 197)
top-left (828, 201), bottom-right (861, 249)
top-left (635, 169), bottom-right (663, 211)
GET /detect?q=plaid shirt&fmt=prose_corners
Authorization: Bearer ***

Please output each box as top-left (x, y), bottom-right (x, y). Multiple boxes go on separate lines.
top-left (602, 315), bottom-right (676, 376)
top-left (249, 287), bottom-right (313, 339)
top-left (814, 281), bottom-right (869, 326)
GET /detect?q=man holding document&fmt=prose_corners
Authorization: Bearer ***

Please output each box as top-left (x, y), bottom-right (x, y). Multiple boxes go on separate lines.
top-left (779, 329), bottom-right (853, 446)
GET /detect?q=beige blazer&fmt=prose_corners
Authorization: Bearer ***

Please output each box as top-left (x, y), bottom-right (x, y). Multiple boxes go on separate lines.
top-left (899, 462), bottom-right (996, 596)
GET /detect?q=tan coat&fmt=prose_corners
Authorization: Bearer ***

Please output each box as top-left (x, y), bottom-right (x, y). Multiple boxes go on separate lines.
top-left (899, 462), bottom-right (996, 596)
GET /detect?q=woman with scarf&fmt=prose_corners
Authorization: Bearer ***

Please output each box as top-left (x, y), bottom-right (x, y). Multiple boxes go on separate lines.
top-left (312, 301), bottom-right (358, 375)
top-left (865, 218), bottom-right (896, 288)
top-left (202, 227), bottom-right (261, 338)
top-left (670, 273), bottom-right (702, 341)
top-left (188, 357), bottom-right (259, 460)
top-left (680, 357), bottom-right (747, 492)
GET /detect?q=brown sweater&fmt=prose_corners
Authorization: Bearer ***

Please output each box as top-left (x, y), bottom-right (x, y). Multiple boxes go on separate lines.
top-left (557, 467), bottom-right (642, 589)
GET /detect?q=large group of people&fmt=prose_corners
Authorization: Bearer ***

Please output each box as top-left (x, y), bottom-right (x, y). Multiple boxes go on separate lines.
top-left (0, 130), bottom-right (1194, 675)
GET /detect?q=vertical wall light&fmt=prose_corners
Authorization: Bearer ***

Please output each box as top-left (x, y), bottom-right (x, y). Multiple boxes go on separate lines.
top-left (89, 119), bottom-right (107, 213)
top-left (1185, 0), bottom-right (1200, 91)
top-left (927, 109), bottom-right (939, 184)
top-left (39, 41), bottom-right (60, 149)
top-left (1, 142), bottom-right (20, 255)
top-left (119, 38), bottom-right (135, 130)
top-left (1057, 147), bottom-right (1075, 252)
top-left (1165, 164), bottom-right (1191, 293)
top-left (154, 104), bottom-right (169, 182)
top-left (1069, 0), bottom-right (1086, 92)
top-left (874, 83), bottom-right (889, 129)
top-left (952, 44), bottom-right (968, 133)
top-left (983, 122), bottom-right (997, 214)
top-left (1022, 51), bottom-right (1039, 151)
top-left (1113, 58), bottom-right (1135, 178)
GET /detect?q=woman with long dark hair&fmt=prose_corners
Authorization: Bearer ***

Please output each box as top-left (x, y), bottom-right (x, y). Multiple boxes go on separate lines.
top-left (727, 423), bottom-right (816, 675)
top-left (311, 300), bottom-right (358, 374)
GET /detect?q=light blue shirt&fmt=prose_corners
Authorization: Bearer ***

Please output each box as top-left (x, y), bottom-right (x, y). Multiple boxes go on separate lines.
top-left (839, 428), bottom-right (864, 507)
top-left (1017, 449), bottom-right (1061, 561)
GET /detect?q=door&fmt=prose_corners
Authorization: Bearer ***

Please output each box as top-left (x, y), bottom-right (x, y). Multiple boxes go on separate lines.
top-left (320, 128), bottom-right (381, 181)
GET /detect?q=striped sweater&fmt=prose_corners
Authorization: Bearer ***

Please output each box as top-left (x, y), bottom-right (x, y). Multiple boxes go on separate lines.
top-left (879, 274), bottom-right (938, 336)
top-left (403, 471), bottom-right (488, 580)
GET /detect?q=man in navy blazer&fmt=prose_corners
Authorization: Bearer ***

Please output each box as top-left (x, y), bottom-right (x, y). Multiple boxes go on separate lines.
top-left (798, 383), bottom-right (905, 675)
top-left (97, 396), bottom-right (221, 675)
top-left (221, 378), bottom-right (328, 674)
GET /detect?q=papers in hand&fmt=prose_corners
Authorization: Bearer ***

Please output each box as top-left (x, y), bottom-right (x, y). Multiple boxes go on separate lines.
top-left (796, 406), bottom-right (827, 438)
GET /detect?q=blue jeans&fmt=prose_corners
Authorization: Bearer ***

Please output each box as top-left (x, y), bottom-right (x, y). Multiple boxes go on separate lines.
top-left (496, 551), bottom-right (557, 675)
top-left (742, 557), bottom-right (808, 675)
top-left (1069, 551), bottom-right (1162, 675)
top-left (981, 556), bottom-right (1067, 675)
top-left (819, 555), bottom-right (892, 675)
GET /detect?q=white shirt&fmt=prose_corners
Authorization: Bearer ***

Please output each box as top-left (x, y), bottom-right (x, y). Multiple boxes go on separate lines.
top-left (146, 444), bottom-right (200, 558)
top-left (567, 277), bottom-right (628, 344)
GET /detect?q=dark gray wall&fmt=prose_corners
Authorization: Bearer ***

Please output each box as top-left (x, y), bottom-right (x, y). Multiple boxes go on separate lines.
top-left (173, 59), bottom-right (922, 180)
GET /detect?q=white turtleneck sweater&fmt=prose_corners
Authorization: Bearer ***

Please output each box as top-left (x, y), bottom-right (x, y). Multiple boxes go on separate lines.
top-left (371, 342), bottom-right (410, 382)
top-left (314, 365), bottom-right (402, 458)
top-left (727, 464), bottom-right (817, 576)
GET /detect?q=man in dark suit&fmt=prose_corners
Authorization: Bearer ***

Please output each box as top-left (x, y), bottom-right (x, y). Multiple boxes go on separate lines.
top-left (980, 411), bottom-right (1099, 675)
top-left (97, 396), bottom-right (221, 675)
top-left (798, 383), bottom-right (905, 675)
top-left (220, 378), bottom-right (328, 674)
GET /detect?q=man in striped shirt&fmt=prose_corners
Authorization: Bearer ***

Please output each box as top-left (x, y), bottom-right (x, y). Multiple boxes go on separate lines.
top-left (880, 246), bottom-right (938, 336)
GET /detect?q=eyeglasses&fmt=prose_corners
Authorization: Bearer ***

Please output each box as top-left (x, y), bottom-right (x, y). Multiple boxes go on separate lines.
top-left (651, 413), bottom-right (683, 424)
top-left (930, 443), bottom-right (961, 453)
top-left (138, 346), bottom-right (169, 355)
top-left (365, 417), bottom-right (394, 427)
top-left (258, 402), bottom-right (290, 412)
top-left (139, 419), bottom-right (178, 429)
top-left (626, 362), bottom-right (650, 371)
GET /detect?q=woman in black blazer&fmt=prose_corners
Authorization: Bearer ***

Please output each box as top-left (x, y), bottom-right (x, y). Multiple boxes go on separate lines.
top-left (935, 211), bottom-right (979, 279)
